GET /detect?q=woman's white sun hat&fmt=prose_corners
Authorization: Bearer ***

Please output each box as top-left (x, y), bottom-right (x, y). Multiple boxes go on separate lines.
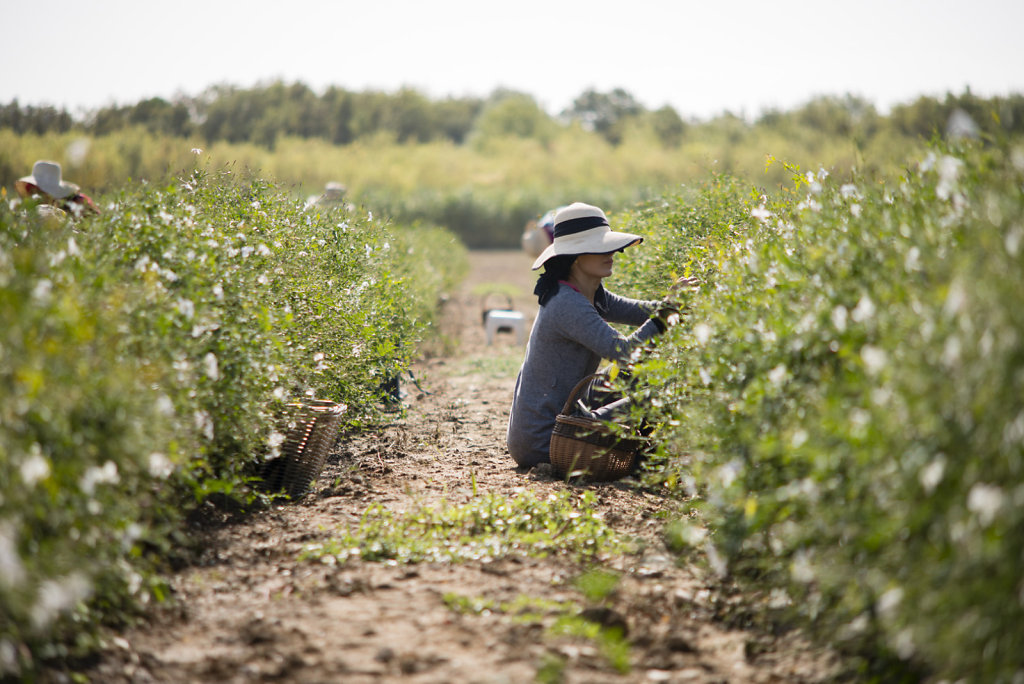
top-left (18, 160), bottom-right (79, 199)
top-left (531, 202), bottom-right (643, 270)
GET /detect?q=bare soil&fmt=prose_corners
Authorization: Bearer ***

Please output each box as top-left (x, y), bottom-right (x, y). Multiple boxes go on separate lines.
top-left (79, 251), bottom-right (840, 683)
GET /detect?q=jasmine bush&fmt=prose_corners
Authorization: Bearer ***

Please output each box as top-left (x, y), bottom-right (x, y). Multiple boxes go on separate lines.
top-left (0, 167), bottom-right (464, 674)
top-left (617, 144), bottom-right (1024, 681)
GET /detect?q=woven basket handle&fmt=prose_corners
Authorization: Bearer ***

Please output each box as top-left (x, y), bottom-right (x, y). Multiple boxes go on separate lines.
top-left (560, 373), bottom-right (608, 415)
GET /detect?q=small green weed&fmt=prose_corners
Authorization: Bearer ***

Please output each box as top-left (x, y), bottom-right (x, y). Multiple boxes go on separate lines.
top-left (300, 489), bottom-right (623, 565)
top-left (550, 614), bottom-right (631, 674)
top-left (573, 568), bottom-right (621, 602)
top-left (442, 593), bottom-right (496, 616)
top-left (443, 591), bottom-right (631, 676)
top-left (535, 653), bottom-right (567, 684)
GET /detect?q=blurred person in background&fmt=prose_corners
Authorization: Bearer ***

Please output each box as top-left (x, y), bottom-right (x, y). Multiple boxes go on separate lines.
top-left (15, 160), bottom-right (100, 219)
top-left (520, 206), bottom-right (560, 258)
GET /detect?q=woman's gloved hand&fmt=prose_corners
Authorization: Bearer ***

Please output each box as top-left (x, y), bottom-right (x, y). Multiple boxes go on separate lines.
top-left (652, 301), bottom-right (681, 332)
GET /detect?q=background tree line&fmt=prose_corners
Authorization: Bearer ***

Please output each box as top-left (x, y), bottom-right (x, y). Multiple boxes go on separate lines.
top-left (4, 83), bottom-right (1023, 250)
top-left (4, 82), bottom-right (1022, 151)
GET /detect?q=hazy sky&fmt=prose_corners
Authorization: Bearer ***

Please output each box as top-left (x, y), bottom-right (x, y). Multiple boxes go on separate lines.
top-left (4, 0), bottom-right (1022, 120)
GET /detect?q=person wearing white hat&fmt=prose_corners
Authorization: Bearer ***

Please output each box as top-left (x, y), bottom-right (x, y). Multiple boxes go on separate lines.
top-left (506, 202), bottom-right (690, 468)
top-left (15, 160), bottom-right (99, 218)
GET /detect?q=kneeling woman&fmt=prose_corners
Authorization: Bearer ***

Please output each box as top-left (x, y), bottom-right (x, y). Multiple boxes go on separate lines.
top-left (506, 202), bottom-right (675, 468)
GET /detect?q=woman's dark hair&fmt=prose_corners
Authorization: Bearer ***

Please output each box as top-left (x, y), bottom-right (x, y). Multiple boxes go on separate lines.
top-left (533, 254), bottom-right (577, 305)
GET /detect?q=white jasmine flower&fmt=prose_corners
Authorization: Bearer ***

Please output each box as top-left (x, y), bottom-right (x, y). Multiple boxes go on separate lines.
top-left (148, 452), bottom-right (174, 478)
top-left (943, 336), bottom-right (962, 366)
top-left (49, 249), bottom-right (69, 267)
top-left (851, 296), bottom-right (875, 323)
top-left (122, 523), bottom-right (143, 550)
top-left (893, 629), bottom-right (916, 660)
top-left (831, 306), bottom-right (848, 332)
top-left (768, 588), bottom-right (792, 608)
top-left (877, 587), bottom-right (903, 618)
top-left (919, 455), bottom-right (946, 494)
top-left (80, 461), bottom-right (119, 495)
top-left (156, 394), bottom-right (175, 416)
top-left (936, 155), bottom-right (962, 200)
top-left (31, 573), bottom-right (92, 630)
top-left (840, 183), bottom-right (860, 199)
top-left (704, 540), bottom-right (728, 579)
top-left (1006, 226), bottom-right (1022, 257)
top-left (719, 460), bottom-right (742, 488)
top-left (203, 352), bottom-right (219, 381)
top-left (791, 549), bottom-right (815, 583)
top-left (904, 247), bottom-right (922, 272)
top-left (20, 446), bottom-right (50, 486)
top-left (31, 279), bottom-right (52, 303)
top-left (694, 322), bottom-right (712, 345)
top-left (267, 431), bottom-right (286, 459)
top-left (944, 280), bottom-right (966, 316)
top-left (860, 345), bottom-right (887, 375)
top-left (194, 411), bottom-right (215, 441)
top-left (175, 298), bottom-right (195, 319)
top-left (0, 523), bottom-right (25, 588)
top-left (967, 482), bottom-right (1004, 526)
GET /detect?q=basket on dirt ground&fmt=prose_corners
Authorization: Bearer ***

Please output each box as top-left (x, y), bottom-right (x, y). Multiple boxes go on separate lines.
top-left (262, 399), bottom-right (346, 499)
top-left (549, 374), bottom-right (644, 481)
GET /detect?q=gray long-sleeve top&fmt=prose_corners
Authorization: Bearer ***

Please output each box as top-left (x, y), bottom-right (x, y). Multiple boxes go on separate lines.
top-left (506, 283), bottom-right (662, 467)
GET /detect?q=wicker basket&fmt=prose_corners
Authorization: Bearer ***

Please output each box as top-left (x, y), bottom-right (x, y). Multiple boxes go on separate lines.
top-left (549, 374), bottom-right (643, 481)
top-left (262, 399), bottom-right (346, 499)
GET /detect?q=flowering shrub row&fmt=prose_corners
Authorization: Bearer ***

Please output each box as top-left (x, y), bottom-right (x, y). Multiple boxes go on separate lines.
top-left (0, 167), bottom-right (465, 673)
top-left (614, 143), bottom-right (1024, 681)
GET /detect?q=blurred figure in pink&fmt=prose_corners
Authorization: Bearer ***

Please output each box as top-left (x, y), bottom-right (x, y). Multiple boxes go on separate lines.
top-left (520, 207), bottom-right (560, 258)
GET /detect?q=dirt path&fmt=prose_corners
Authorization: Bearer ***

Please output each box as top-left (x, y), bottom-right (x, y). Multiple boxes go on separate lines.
top-left (83, 251), bottom-right (838, 683)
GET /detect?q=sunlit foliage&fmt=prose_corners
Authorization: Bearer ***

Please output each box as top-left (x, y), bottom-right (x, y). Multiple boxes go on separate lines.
top-left (616, 141), bottom-right (1024, 682)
